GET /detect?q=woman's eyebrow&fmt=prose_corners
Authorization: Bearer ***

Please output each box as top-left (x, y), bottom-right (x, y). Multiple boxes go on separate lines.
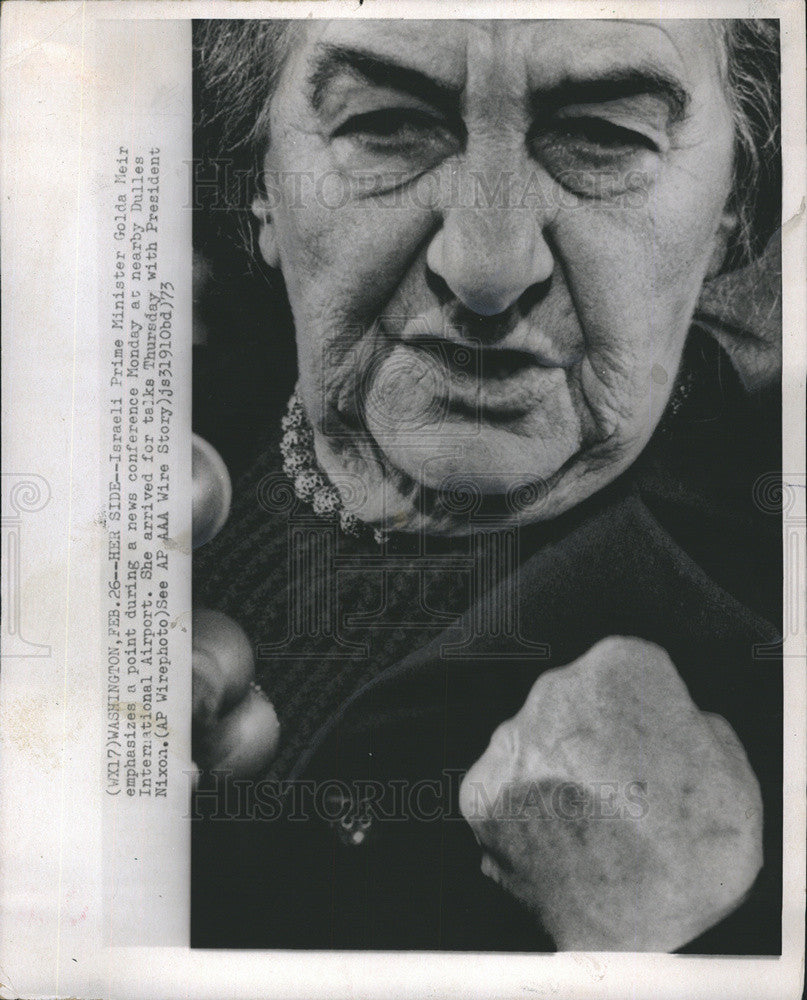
top-left (308, 43), bottom-right (462, 115)
top-left (533, 67), bottom-right (691, 123)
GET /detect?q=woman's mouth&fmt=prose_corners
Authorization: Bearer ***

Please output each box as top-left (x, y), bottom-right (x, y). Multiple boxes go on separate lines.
top-left (401, 337), bottom-right (563, 417)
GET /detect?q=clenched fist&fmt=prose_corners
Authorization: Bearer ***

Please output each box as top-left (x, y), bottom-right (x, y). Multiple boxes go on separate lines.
top-left (459, 637), bottom-right (763, 952)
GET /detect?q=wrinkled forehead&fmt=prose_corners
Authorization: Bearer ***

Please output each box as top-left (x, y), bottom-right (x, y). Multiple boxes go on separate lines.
top-left (280, 18), bottom-right (726, 102)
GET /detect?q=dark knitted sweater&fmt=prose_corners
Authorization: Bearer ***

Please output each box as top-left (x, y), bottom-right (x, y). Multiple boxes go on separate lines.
top-left (193, 434), bottom-right (490, 779)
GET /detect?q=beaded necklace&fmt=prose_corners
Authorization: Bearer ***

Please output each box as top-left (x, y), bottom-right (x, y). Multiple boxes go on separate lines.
top-left (280, 391), bottom-right (387, 546)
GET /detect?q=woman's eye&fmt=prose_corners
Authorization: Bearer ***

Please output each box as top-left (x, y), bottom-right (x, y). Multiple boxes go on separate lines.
top-left (334, 108), bottom-right (452, 146)
top-left (551, 116), bottom-right (656, 153)
top-left (330, 108), bottom-right (461, 180)
top-left (530, 115), bottom-right (660, 198)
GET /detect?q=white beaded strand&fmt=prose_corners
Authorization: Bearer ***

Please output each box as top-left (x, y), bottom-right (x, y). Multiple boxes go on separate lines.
top-left (280, 392), bottom-right (386, 546)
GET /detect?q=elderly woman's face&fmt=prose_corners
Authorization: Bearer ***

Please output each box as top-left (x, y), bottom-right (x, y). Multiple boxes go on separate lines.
top-left (256, 20), bottom-right (735, 522)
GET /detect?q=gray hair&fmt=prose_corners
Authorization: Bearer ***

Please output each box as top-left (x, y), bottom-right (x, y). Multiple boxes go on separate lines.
top-left (720, 19), bottom-right (781, 267)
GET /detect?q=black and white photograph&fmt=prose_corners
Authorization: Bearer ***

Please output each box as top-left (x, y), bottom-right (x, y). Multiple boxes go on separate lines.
top-left (0, 3), bottom-right (804, 998)
top-left (191, 16), bottom-right (783, 954)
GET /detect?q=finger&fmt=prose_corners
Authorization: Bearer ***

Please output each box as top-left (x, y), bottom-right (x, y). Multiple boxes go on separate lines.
top-left (203, 688), bottom-right (281, 779)
top-left (193, 608), bottom-right (254, 711)
top-left (192, 434), bottom-right (232, 548)
top-left (192, 646), bottom-right (228, 731)
top-left (702, 711), bottom-right (746, 759)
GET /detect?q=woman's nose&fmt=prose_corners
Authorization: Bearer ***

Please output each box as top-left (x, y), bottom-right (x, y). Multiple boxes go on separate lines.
top-left (426, 198), bottom-right (555, 317)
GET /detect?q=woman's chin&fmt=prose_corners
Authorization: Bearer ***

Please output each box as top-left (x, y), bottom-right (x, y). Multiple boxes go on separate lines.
top-left (372, 421), bottom-right (581, 497)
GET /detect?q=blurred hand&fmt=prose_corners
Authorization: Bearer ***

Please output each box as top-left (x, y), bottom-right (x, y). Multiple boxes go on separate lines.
top-left (192, 435), bottom-right (279, 779)
top-left (192, 608), bottom-right (280, 778)
top-left (460, 637), bottom-right (762, 952)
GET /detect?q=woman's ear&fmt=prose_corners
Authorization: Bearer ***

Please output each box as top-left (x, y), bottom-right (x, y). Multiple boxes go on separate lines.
top-left (251, 194), bottom-right (280, 269)
top-left (705, 209), bottom-right (739, 279)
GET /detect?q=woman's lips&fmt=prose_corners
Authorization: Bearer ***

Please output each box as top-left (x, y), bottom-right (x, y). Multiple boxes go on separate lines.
top-left (400, 337), bottom-right (565, 416)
